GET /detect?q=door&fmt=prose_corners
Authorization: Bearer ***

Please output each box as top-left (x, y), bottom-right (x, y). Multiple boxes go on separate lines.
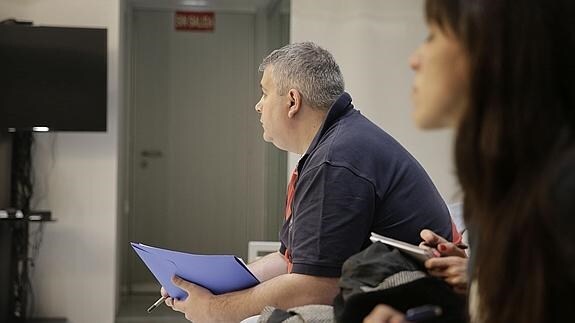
top-left (126, 7), bottom-right (287, 290)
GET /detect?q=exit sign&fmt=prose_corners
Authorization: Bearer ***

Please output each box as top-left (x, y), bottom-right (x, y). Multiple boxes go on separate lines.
top-left (175, 12), bottom-right (215, 31)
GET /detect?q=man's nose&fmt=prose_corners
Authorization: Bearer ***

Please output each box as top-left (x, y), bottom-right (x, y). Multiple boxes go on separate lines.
top-left (255, 100), bottom-right (262, 113)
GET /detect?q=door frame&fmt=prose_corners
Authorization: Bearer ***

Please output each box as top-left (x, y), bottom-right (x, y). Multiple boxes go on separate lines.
top-left (118, 0), bottom-right (289, 295)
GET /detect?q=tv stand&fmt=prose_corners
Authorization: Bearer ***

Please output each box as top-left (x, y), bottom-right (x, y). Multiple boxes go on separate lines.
top-left (0, 211), bottom-right (54, 323)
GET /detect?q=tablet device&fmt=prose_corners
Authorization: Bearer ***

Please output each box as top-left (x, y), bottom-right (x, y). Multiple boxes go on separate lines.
top-left (370, 232), bottom-right (435, 263)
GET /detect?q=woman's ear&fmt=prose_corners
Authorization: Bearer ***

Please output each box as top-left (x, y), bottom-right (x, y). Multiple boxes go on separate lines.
top-left (287, 89), bottom-right (302, 118)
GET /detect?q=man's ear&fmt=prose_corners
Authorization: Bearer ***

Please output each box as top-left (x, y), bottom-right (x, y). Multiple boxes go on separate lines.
top-left (287, 89), bottom-right (302, 119)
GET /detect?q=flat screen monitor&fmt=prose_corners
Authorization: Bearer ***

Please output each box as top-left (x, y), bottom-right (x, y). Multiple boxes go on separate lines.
top-left (0, 25), bottom-right (107, 132)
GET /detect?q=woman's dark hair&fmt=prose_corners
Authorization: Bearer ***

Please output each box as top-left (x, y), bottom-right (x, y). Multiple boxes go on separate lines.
top-left (424, 0), bottom-right (476, 51)
top-left (425, 0), bottom-right (464, 36)
top-left (435, 0), bottom-right (575, 322)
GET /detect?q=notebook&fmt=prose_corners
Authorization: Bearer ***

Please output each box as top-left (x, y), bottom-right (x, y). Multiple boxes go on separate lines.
top-left (369, 232), bottom-right (435, 263)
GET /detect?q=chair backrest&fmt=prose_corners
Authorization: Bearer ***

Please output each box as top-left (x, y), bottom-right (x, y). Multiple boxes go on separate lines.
top-left (247, 241), bottom-right (281, 263)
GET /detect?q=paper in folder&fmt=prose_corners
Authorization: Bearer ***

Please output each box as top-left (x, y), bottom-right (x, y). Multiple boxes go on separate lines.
top-left (130, 242), bottom-right (260, 300)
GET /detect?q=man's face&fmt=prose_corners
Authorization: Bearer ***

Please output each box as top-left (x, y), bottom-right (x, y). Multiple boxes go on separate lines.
top-left (255, 67), bottom-right (291, 151)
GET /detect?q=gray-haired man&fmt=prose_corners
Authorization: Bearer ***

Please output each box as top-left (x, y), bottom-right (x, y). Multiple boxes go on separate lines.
top-left (162, 42), bottom-right (454, 322)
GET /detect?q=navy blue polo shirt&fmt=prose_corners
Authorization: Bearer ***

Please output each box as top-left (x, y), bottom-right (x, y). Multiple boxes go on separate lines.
top-left (279, 92), bottom-right (452, 277)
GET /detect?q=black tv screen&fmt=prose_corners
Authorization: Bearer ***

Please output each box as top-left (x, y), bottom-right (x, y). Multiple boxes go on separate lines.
top-left (0, 25), bottom-right (107, 132)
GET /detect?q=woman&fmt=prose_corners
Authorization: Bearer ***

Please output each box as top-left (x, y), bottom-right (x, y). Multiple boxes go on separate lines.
top-left (366, 0), bottom-right (575, 322)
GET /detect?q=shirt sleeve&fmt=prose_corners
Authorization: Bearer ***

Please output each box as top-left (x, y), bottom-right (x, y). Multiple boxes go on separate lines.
top-left (289, 163), bottom-right (376, 277)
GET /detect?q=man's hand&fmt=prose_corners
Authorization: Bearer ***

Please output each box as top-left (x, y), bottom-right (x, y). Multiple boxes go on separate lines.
top-left (163, 276), bottom-right (216, 322)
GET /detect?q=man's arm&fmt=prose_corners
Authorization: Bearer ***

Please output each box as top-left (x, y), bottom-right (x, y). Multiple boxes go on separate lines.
top-left (247, 251), bottom-right (287, 282)
top-left (168, 272), bottom-right (339, 322)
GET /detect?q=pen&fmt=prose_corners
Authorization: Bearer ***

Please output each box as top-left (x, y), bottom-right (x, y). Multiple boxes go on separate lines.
top-left (147, 295), bottom-right (168, 313)
top-left (456, 242), bottom-right (469, 250)
top-left (456, 229), bottom-right (469, 249)
top-left (420, 241), bottom-right (468, 251)
top-left (405, 305), bottom-right (442, 322)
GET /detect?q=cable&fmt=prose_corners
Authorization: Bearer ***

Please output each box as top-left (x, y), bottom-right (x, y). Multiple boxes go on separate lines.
top-left (11, 131), bottom-right (34, 212)
top-left (9, 131), bottom-right (34, 320)
top-left (0, 19), bottom-right (33, 25)
top-left (27, 222), bottom-right (44, 317)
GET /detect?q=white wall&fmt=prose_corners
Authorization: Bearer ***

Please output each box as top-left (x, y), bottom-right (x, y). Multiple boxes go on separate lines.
top-left (290, 0), bottom-right (460, 202)
top-left (0, 1), bottom-right (120, 322)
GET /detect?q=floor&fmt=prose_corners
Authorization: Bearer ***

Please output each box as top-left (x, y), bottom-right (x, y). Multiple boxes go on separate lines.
top-left (116, 294), bottom-right (188, 323)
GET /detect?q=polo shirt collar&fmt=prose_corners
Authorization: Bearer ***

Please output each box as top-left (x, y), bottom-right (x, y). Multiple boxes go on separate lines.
top-left (297, 92), bottom-right (353, 172)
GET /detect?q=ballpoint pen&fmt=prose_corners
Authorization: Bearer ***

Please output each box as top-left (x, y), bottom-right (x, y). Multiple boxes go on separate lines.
top-left (405, 305), bottom-right (442, 322)
top-left (456, 229), bottom-right (469, 249)
top-left (147, 295), bottom-right (168, 313)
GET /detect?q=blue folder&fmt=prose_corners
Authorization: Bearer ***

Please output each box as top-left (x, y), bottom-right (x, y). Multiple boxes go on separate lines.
top-left (130, 242), bottom-right (260, 300)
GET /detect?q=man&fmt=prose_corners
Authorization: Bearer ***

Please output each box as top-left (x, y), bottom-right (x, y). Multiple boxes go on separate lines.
top-left (163, 42), bottom-right (454, 322)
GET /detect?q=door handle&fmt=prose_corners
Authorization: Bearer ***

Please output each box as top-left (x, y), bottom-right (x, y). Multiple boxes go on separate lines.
top-left (140, 150), bottom-right (163, 158)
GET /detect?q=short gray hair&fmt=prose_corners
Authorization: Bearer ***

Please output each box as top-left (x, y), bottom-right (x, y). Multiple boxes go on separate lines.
top-left (259, 42), bottom-right (345, 110)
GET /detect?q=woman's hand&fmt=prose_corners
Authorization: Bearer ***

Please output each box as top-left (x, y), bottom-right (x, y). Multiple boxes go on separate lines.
top-left (419, 229), bottom-right (467, 258)
top-left (419, 229), bottom-right (469, 294)
top-left (425, 255), bottom-right (468, 294)
top-left (364, 304), bottom-right (408, 323)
